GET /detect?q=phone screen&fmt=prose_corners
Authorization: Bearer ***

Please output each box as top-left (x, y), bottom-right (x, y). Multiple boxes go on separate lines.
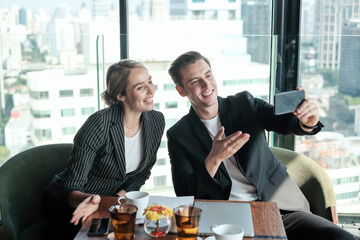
top-left (274, 90), bottom-right (305, 115)
top-left (87, 218), bottom-right (110, 236)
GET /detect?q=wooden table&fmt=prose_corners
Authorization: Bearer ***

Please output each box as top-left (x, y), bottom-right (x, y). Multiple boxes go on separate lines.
top-left (74, 197), bottom-right (287, 240)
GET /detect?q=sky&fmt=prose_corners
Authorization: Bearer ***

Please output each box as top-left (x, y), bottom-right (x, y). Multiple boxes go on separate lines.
top-left (1, 0), bottom-right (93, 13)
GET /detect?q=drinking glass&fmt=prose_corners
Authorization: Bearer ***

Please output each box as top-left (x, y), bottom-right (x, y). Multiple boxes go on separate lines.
top-left (174, 205), bottom-right (202, 240)
top-left (109, 204), bottom-right (137, 240)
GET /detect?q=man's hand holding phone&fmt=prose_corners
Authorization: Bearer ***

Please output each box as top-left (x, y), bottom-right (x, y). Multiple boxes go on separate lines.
top-left (274, 87), bottom-right (319, 131)
top-left (274, 89), bottom-right (305, 115)
top-left (293, 87), bottom-right (319, 131)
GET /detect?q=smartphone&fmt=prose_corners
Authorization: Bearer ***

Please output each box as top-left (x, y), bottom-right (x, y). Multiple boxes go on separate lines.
top-left (274, 90), bottom-right (305, 115)
top-left (87, 218), bottom-right (110, 236)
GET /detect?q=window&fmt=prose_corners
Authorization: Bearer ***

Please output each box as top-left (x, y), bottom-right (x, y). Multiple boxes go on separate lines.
top-left (165, 101), bottom-right (178, 109)
top-left (192, 10), bottom-right (205, 20)
top-left (29, 91), bottom-right (49, 100)
top-left (166, 119), bottom-right (178, 130)
top-left (62, 127), bottom-right (76, 135)
top-left (223, 78), bottom-right (268, 86)
top-left (155, 158), bottom-right (166, 166)
top-left (154, 175), bottom-right (167, 187)
top-left (59, 90), bottom-right (73, 97)
top-left (336, 192), bottom-right (359, 200)
top-left (81, 107), bottom-right (95, 115)
top-left (34, 129), bottom-right (52, 141)
top-left (228, 10), bottom-right (236, 20)
top-left (31, 109), bottom-right (51, 118)
top-left (154, 103), bottom-right (160, 110)
top-left (80, 88), bottom-right (94, 97)
top-left (61, 108), bottom-right (75, 117)
top-left (299, 0), bottom-right (360, 214)
top-left (2, 0), bottom-right (272, 200)
top-left (164, 84), bottom-right (175, 91)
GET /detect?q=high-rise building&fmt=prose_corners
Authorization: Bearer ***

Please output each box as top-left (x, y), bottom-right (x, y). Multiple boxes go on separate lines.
top-left (19, 8), bottom-right (27, 26)
top-left (339, 18), bottom-right (360, 97)
top-left (315, 0), bottom-right (360, 70)
top-left (92, 0), bottom-right (111, 19)
top-left (241, 0), bottom-right (271, 64)
top-left (25, 69), bottom-right (98, 146)
top-left (169, 0), bottom-right (187, 19)
top-left (301, 0), bottom-right (316, 42)
top-left (140, 0), bottom-right (169, 21)
top-left (169, 0), bottom-right (241, 20)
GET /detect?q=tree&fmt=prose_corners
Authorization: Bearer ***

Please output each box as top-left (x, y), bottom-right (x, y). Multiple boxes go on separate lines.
top-left (320, 69), bottom-right (339, 87)
top-left (0, 146), bottom-right (11, 165)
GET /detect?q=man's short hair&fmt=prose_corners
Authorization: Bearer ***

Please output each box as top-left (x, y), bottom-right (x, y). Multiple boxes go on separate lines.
top-left (168, 51), bottom-right (211, 87)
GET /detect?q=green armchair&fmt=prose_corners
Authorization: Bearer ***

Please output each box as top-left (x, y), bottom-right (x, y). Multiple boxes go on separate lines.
top-left (0, 143), bottom-right (73, 240)
top-left (270, 146), bottom-right (338, 223)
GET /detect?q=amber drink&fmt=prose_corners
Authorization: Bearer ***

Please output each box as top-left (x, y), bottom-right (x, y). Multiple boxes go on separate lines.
top-left (109, 204), bottom-right (137, 240)
top-left (174, 205), bottom-right (202, 240)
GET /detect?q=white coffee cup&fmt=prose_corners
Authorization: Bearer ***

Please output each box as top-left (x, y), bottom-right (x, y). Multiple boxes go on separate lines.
top-left (118, 191), bottom-right (149, 219)
top-left (210, 224), bottom-right (244, 240)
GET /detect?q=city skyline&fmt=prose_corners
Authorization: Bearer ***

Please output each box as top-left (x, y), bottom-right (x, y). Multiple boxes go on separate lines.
top-left (0, 0), bottom-right (359, 213)
top-left (1, 0), bottom-right (92, 12)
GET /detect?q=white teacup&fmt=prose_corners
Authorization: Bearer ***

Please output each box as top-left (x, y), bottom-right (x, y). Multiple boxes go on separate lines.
top-left (210, 224), bottom-right (244, 240)
top-left (118, 191), bottom-right (149, 219)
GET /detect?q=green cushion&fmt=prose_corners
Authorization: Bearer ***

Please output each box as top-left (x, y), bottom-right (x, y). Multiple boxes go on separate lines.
top-left (270, 146), bottom-right (336, 221)
top-left (0, 144), bottom-right (73, 240)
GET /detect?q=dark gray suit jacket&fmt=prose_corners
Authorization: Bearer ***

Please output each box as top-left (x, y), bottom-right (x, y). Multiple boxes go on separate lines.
top-left (48, 104), bottom-right (165, 202)
top-left (167, 91), bottom-right (322, 211)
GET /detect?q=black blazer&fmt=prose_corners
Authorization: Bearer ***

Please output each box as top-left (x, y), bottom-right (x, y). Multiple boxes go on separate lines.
top-left (167, 91), bottom-right (321, 210)
top-left (48, 104), bottom-right (165, 202)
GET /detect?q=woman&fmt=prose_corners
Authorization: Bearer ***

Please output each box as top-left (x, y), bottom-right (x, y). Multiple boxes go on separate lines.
top-left (42, 60), bottom-right (165, 239)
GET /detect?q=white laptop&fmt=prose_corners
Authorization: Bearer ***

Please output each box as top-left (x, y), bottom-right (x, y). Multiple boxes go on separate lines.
top-left (194, 201), bottom-right (255, 237)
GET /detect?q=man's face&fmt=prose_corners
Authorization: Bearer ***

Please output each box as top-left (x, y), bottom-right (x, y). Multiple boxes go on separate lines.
top-left (176, 59), bottom-right (218, 113)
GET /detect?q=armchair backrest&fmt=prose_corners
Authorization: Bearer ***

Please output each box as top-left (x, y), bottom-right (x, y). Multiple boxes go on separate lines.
top-left (270, 146), bottom-right (338, 223)
top-left (0, 143), bottom-right (73, 240)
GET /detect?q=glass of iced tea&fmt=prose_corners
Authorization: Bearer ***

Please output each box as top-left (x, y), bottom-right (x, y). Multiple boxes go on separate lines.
top-left (174, 205), bottom-right (202, 240)
top-left (109, 204), bottom-right (137, 240)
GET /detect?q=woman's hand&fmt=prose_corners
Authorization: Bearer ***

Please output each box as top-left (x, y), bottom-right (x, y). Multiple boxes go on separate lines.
top-left (70, 194), bottom-right (101, 225)
top-left (115, 189), bottom-right (126, 197)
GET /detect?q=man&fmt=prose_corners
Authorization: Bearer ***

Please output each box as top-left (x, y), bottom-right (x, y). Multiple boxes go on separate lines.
top-left (167, 51), bottom-right (355, 240)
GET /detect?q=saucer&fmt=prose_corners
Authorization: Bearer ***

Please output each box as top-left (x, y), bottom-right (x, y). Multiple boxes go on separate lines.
top-left (205, 236), bottom-right (215, 240)
top-left (175, 238), bottom-right (203, 240)
top-left (107, 232), bottom-right (115, 240)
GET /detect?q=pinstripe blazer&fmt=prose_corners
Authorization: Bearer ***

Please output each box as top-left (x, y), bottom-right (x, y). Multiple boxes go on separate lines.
top-left (47, 104), bottom-right (165, 202)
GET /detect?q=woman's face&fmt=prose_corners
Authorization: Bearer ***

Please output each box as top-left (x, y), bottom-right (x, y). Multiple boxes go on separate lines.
top-left (119, 67), bottom-right (155, 113)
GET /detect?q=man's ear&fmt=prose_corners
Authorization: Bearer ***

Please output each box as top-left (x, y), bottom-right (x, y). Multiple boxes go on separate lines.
top-left (117, 94), bottom-right (125, 102)
top-left (175, 85), bottom-right (187, 97)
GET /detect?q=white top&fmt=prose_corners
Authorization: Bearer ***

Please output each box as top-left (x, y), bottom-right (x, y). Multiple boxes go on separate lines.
top-left (201, 114), bottom-right (257, 201)
top-left (125, 125), bottom-right (143, 173)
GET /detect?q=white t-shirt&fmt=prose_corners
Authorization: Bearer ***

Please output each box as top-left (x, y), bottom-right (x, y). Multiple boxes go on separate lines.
top-left (201, 114), bottom-right (257, 201)
top-left (125, 125), bottom-right (143, 173)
